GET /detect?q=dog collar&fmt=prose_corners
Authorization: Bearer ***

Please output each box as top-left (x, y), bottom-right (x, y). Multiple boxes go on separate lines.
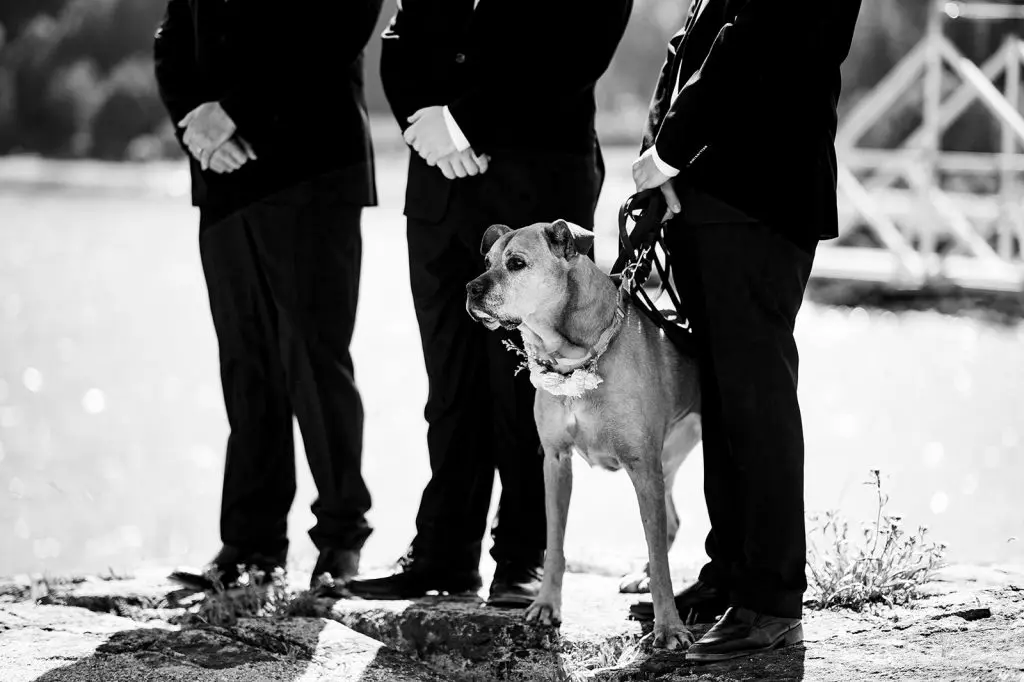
top-left (505, 296), bottom-right (627, 400)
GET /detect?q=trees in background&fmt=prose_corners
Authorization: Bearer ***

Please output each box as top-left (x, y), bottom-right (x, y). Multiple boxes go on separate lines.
top-left (0, 0), bottom-right (1017, 160)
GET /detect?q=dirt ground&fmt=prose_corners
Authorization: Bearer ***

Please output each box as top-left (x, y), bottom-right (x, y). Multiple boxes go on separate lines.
top-left (2, 564), bottom-right (1022, 681)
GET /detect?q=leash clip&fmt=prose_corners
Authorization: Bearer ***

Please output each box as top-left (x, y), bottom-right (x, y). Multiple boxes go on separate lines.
top-left (619, 244), bottom-right (653, 293)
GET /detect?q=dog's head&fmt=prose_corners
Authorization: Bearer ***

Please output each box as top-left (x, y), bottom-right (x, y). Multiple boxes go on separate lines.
top-left (465, 219), bottom-right (595, 331)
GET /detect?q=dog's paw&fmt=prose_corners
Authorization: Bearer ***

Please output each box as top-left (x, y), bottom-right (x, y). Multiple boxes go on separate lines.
top-left (618, 570), bottom-right (651, 594)
top-left (524, 595), bottom-right (562, 627)
top-left (653, 620), bottom-right (694, 651)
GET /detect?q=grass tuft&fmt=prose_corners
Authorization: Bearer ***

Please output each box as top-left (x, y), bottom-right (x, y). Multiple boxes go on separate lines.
top-left (806, 469), bottom-right (947, 611)
top-left (559, 632), bottom-right (650, 681)
top-left (179, 565), bottom-right (323, 628)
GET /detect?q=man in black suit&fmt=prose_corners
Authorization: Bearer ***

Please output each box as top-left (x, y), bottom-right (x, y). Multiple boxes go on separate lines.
top-left (153, 0), bottom-right (383, 592)
top-left (346, 0), bottom-right (632, 605)
top-left (630, 0), bottom-right (863, 661)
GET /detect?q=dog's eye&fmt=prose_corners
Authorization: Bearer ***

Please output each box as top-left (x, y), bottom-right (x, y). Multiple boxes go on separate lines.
top-left (506, 256), bottom-right (527, 271)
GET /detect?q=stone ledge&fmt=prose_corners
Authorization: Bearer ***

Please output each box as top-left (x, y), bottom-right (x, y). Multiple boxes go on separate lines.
top-left (1, 565), bottom-right (1023, 681)
top-left (0, 602), bottom-right (442, 682)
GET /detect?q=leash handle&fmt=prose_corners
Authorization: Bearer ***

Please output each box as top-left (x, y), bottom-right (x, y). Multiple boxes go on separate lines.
top-left (611, 189), bottom-right (668, 284)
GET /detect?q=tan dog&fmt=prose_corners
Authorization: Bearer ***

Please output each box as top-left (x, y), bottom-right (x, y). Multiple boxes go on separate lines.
top-left (465, 219), bottom-right (702, 649)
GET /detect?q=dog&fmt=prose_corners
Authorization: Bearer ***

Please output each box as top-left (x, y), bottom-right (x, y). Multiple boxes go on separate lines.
top-left (465, 219), bottom-right (702, 650)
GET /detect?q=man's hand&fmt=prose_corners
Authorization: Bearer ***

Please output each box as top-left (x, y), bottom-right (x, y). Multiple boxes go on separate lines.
top-left (180, 102), bottom-right (238, 170)
top-left (208, 138), bottom-right (258, 174)
top-left (632, 148), bottom-right (682, 222)
top-left (435, 148), bottom-right (490, 180)
top-left (404, 106), bottom-right (457, 165)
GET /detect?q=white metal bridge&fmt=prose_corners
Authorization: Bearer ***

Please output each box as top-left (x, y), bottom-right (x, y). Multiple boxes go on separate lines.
top-left (816, 0), bottom-right (1024, 293)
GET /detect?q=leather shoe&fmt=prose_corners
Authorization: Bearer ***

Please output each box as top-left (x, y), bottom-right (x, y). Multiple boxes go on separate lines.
top-left (628, 579), bottom-right (728, 623)
top-left (346, 552), bottom-right (482, 600)
top-left (687, 606), bottom-right (803, 662)
top-left (486, 561), bottom-right (542, 608)
top-left (168, 545), bottom-right (285, 592)
top-left (309, 547), bottom-right (360, 591)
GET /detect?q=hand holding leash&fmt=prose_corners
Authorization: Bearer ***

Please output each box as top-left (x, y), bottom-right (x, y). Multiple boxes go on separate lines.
top-left (632, 147), bottom-right (682, 222)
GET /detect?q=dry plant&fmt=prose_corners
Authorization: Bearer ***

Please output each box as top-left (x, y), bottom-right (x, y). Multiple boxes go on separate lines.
top-left (187, 565), bottom-right (294, 627)
top-left (806, 469), bottom-right (947, 610)
top-left (560, 632), bottom-right (650, 681)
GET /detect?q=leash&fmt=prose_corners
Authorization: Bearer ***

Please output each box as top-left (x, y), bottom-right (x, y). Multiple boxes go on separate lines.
top-left (610, 189), bottom-right (694, 350)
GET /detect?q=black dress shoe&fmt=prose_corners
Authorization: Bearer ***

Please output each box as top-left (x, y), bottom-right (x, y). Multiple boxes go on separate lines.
top-left (168, 545), bottom-right (286, 592)
top-left (487, 561), bottom-right (542, 608)
top-left (628, 579), bottom-right (728, 623)
top-left (346, 552), bottom-right (482, 600)
top-left (687, 606), bottom-right (803, 662)
top-left (309, 547), bottom-right (360, 591)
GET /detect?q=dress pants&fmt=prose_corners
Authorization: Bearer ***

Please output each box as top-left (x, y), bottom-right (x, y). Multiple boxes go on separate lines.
top-left (198, 177), bottom-right (371, 559)
top-left (406, 151), bottom-right (602, 570)
top-left (667, 187), bottom-right (815, 618)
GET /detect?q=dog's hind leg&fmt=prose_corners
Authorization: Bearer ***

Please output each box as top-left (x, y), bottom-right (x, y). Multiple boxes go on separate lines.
top-left (525, 447), bottom-right (573, 627)
top-left (618, 412), bottom-right (702, 594)
top-left (662, 411), bottom-right (702, 552)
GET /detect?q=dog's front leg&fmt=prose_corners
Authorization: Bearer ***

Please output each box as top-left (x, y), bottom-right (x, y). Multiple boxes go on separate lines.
top-left (625, 455), bottom-right (693, 650)
top-left (525, 447), bottom-right (572, 626)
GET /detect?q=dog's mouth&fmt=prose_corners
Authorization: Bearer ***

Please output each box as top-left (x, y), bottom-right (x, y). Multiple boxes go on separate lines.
top-left (466, 302), bottom-right (520, 331)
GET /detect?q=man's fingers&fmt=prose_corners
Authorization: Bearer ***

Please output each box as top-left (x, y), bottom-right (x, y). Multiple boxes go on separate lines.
top-left (178, 108), bottom-right (198, 127)
top-left (220, 142), bottom-right (248, 167)
top-left (407, 109), bottom-right (425, 124)
top-left (475, 153), bottom-right (489, 174)
top-left (459, 153), bottom-right (479, 176)
top-left (199, 147), bottom-right (215, 170)
top-left (219, 151), bottom-right (243, 171)
top-left (660, 181), bottom-right (682, 215)
top-left (209, 155), bottom-right (232, 174)
top-left (449, 156), bottom-right (469, 178)
top-left (238, 138), bottom-right (258, 160)
top-left (436, 158), bottom-right (456, 180)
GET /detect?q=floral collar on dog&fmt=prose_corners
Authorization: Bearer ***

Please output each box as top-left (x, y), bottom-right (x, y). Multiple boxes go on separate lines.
top-left (504, 302), bottom-right (626, 400)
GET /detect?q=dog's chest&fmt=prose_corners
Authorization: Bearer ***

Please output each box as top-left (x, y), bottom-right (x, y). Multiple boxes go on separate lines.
top-left (555, 400), bottom-right (624, 472)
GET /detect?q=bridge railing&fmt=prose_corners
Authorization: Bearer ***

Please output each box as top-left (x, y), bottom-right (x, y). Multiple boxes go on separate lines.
top-left (820, 0), bottom-right (1024, 293)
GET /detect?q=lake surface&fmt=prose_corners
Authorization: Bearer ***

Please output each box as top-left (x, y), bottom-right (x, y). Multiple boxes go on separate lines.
top-left (1, 149), bottom-right (1021, 580)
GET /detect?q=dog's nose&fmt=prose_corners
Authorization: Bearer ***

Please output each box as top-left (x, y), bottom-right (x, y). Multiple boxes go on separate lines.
top-left (466, 279), bottom-right (485, 298)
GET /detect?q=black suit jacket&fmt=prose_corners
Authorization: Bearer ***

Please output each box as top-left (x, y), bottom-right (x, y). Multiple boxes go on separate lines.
top-left (380, 0), bottom-right (632, 223)
top-left (154, 0), bottom-right (383, 222)
top-left (644, 0), bottom-right (862, 248)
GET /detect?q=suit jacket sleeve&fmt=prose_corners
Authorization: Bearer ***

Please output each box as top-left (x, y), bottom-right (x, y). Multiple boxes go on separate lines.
top-left (379, 3), bottom-right (453, 133)
top-left (153, 0), bottom-right (203, 147)
top-left (445, 0), bottom-right (632, 150)
top-left (653, 0), bottom-right (819, 170)
top-left (218, 0), bottom-right (383, 142)
top-left (639, 32), bottom-right (683, 156)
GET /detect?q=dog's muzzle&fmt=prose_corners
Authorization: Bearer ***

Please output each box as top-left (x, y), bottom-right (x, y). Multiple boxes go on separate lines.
top-left (466, 277), bottom-right (500, 329)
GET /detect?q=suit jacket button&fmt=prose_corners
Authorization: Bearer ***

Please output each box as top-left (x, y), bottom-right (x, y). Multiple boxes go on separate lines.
top-left (454, 53), bottom-right (466, 64)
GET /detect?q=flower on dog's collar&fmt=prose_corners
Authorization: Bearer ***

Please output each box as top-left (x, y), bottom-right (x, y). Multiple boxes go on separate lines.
top-left (502, 301), bottom-right (624, 400)
top-left (503, 340), bottom-right (604, 399)
top-left (528, 359), bottom-right (603, 398)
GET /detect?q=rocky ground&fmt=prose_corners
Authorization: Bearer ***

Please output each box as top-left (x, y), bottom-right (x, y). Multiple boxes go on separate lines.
top-left (2, 565), bottom-right (1023, 682)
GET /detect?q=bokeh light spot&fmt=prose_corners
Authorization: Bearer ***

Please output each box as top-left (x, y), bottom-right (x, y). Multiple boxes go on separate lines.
top-left (22, 367), bottom-right (43, 393)
top-left (82, 388), bottom-right (106, 414)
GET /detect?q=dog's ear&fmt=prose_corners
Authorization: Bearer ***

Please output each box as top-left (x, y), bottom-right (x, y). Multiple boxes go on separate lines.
top-left (480, 224), bottom-right (512, 256)
top-left (544, 219), bottom-right (594, 260)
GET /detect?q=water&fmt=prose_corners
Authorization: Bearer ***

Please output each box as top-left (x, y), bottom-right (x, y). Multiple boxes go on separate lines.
top-left (1, 150), bottom-right (1021, 580)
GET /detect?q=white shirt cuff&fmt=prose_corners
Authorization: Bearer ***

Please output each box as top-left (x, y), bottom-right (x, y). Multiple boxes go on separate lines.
top-left (651, 145), bottom-right (680, 178)
top-left (442, 106), bottom-right (471, 153)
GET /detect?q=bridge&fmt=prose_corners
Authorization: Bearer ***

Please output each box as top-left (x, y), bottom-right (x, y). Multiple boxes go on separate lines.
top-left (817, 0), bottom-right (1024, 293)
